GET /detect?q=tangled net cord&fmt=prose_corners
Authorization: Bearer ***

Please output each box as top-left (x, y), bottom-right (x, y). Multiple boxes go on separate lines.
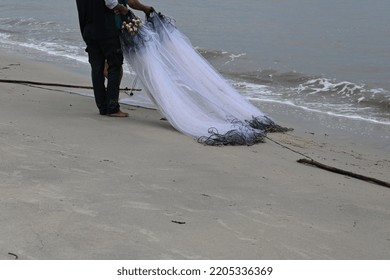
top-left (197, 127), bottom-right (265, 146)
top-left (197, 116), bottom-right (293, 146)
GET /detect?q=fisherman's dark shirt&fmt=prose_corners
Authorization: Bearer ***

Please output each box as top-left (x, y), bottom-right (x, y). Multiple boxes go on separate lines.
top-left (76, 0), bottom-right (119, 40)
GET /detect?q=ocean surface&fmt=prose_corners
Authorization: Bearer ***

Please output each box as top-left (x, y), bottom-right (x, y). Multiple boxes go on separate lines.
top-left (0, 0), bottom-right (389, 127)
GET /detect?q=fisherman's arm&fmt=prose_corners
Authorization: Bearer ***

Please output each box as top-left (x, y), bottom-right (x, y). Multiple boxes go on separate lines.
top-left (127, 0), bottom-right (153, 15)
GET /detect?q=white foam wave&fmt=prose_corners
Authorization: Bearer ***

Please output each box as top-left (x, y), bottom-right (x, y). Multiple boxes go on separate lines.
top-left (224, 53), bottom-right (247, 65)
top-left (234, 79), bottom-right (390, 125)
top-left (247, 96), bottom-right (390, 125)
top-left (297, 78), bottom-right (365, 96)
top-left (0, 32), bottom-right (10, 39)
top-left (2, 37), bottom-right (88, 65)
top-left (0, 17), bottom-right (56, 28)
top-left (231, 81), bottom-right (279, 96)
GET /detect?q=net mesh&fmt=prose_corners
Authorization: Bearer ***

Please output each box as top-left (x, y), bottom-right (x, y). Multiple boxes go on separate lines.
top-left (120, 12), bottom-right (291, 145)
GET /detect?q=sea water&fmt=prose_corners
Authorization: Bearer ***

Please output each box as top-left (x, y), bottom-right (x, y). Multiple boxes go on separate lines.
top-left (0, 0), bottom-right (389, 127)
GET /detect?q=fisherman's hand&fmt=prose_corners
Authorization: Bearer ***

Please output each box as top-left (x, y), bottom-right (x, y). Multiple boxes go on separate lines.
top-left (144, 6), bottom-right (154, 16)
top-left (114, 4), bottom-right (129, 15)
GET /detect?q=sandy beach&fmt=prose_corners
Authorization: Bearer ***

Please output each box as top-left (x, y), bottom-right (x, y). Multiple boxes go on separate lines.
top-left (0, 51), bottom-right (389, 260)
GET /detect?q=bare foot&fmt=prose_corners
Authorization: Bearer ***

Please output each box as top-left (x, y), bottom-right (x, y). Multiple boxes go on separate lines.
top-left (107, 110), bottom-right (129, 117)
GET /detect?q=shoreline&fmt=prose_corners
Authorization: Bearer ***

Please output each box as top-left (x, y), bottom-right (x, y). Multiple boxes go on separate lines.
top-left (0, 51), bottom-right (389, 260)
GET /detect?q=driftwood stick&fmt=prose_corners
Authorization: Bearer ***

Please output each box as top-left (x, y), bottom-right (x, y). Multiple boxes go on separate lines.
top-left (297, 158), bottom-right (390, 188)
top-left (0, 78), bottom-right (141, 91)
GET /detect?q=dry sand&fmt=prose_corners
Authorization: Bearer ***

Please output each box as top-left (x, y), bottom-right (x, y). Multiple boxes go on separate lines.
top-left (0, 52), bottom-right (389, 260)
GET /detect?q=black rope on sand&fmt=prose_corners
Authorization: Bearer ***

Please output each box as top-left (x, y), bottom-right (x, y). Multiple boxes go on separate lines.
top-left (0, 78), bottom-right (141, 92)
top-left (264, 135), bottom-right (311, 159)
top-left (265, 135), bottom-right (390, 189)
top-left (297, 158), bottom-right (390, 188)
top-left (19, 83), bottom-right (84, 95)
top-left (8, 252), bottom-right (18, 260)
top-left (199, 115), bottom-right (390, 188)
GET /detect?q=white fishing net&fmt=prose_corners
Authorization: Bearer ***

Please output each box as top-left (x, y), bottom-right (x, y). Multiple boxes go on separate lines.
top-left (120, 12), bottom-right (288, 145)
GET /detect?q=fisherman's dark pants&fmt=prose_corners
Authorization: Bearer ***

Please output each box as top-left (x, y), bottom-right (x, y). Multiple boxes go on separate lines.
top-left (85, 36), bottom-right (123, 115)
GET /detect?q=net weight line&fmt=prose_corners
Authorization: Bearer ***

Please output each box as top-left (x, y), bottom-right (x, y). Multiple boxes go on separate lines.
top-left (297, 158), bottom-right (390, 188)
top-left (266, 135), bottom-right (390, 189)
